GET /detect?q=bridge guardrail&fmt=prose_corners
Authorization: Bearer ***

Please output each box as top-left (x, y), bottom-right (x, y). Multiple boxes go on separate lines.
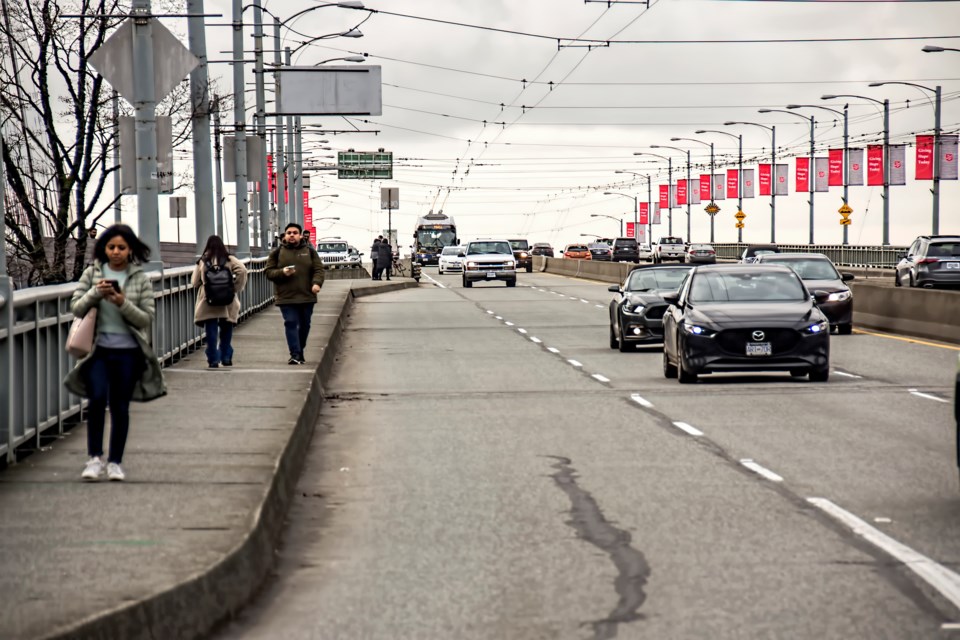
top-left (710, 243), bottom-right (907, 268)
top-left (0, 257), bottom-right (272, 465)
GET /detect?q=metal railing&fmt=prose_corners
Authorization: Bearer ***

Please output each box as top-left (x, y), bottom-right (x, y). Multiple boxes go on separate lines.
top-left (0, 258), bottom-right (273, 465)
top-left (711, 243), bottom-right (907, 268)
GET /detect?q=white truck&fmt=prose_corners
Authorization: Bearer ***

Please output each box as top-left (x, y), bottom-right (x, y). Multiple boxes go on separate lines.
top-left (653, 236), bottom-right (686, 263)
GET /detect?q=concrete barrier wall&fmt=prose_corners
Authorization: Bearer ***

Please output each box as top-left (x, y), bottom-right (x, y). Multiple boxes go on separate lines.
top-left (536, 256), bottom-right (960, 345)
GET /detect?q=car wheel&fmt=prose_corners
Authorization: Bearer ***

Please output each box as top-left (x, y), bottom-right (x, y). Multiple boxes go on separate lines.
top-left (662, 349), bottom-right (677, 379)
top-left (618, 325), bottom-right (633, 352)
top-left (837, 323), bottom-right (853, 335)
top-left (438, 267), bottom-right (443, 275)
top-left (789, 369), bottom-right (806, 377)
top-left (526, 265), bottom-right (533, 273)
top-left (809, 366), bottom-right (830, 382)
top-left (894, 271), bottom-right (901, 287)
top-left (506, 279), bottom-right (517, 287)
top-left (908, 272), bottom-right (916, 287)
top-left (677, 355), bottom-right (698, 384)
top-left (463, 278), bottom-right (472, 288)
top-left (609, 323), bottom-right (618, 350)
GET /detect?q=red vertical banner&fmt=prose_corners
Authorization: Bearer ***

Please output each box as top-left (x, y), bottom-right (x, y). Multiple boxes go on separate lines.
top-left (699, 174), bottom-right (711, 201)
top-left (659, 184), bottom-right (669, 209)
top-left (626, 222), bottom-right (636, 239)
top-left (267, 154), bottom-right (275, 197)
top-left (284, 173), bottom-right (289, 204)
top-left (796, 157), bottom-right (810, 193)
top-left (867, 145), bottom-right (884, 186)
top-left (726, 169), bottom-right (738, 199)
top-left (828, 149), bottom-right (844, 186)
top-left (639, 202), bottom-right (649, 225)
top-left (758, 164), bottom-right (771, 196)
top-left (916, 135), bottom-right (934, 180)
top-left (677, 179), bottom-right (687, 205)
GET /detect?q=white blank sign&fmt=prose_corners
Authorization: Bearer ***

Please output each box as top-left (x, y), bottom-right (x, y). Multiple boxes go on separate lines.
top-left (277, 66), bottom-right (382, 116)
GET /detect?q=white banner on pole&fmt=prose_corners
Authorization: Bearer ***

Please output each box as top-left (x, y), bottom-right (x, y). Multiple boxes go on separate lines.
top-left (652, 203), bottom-right (661, 225)
top-left (940, 134), bottom-right (958, 180)
top-left (847, 148), bottom-right (864, 186)
top-left (713, 174), bottom-right (725, 200)
top-left (774, 164), bottom-right (789, 196)
top-left (814, 157), bottom-right (829, 192)
top-left (889, 144), bottom-right (907, 185)
top-left (742, 169), bottom-right (755, 198)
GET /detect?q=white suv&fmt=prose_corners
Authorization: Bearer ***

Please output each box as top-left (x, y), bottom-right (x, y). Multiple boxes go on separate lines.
top-left (462, 240), bottom-right (517, 287)
top-left (315, 240), bottom-right (350, 268)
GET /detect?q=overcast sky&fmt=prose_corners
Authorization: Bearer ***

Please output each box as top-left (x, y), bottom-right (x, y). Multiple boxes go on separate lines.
top-left (155, 0), bottom-right (960, 252)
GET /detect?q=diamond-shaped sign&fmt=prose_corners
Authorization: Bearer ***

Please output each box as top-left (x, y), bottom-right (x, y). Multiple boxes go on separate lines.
top-left (88, 18), bottom-right (199, 104)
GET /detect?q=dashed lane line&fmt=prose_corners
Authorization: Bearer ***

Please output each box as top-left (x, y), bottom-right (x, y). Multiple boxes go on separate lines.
top-left (630, 394), bottom-right (654, 409)
top-left (517, 328), bottom-right (527, 334)
top-left (739, 459), bottom-right (784, 482)
top-left (908, 389), bottom-right (950, 404)
top-left (567, 359), bottom-right (583, 368)
top-left (834, 371), bottom-right (863, 379)
top-left (592, 373), bottom-right (611, 383)
top-left (672, 421), bottom-right (704, 437)
top-left (530, 337), bottom-right (542, 344)
top-left (547, 347), bottom-right (560, 354)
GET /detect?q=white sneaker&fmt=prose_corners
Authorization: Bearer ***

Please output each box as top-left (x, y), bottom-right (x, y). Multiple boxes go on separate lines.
top-left (81, 456), bottom-right (104, 480)
top-left (107, 462), bottom-right (125, 482)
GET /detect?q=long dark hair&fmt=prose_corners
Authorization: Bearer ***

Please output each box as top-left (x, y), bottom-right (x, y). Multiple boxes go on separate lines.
top-left (200, 235), bottom-right (231, 266)
top-left (93, 224), bottom-right (151, 265)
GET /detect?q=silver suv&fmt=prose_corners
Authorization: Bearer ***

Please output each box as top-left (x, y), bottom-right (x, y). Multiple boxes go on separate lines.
top-left (315, 240), bottom-right (350, 268)
top-left (462, 240), bottom-right (517, 287)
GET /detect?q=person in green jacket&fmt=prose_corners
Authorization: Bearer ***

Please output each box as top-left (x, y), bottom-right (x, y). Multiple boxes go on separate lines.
top-left (265, 223), bottom-right (325, 364)
top-left (65, 224), bottom-right (166, 482)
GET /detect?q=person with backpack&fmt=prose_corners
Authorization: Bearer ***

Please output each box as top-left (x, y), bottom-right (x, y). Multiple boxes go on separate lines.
top-left (265, 223), bottom-right (325, 365)
top-left (370, 237), bottom-right (381, 280)
top-left (191, 235), bottom-right (248, 368)
top-left (377, 236), bottom-right (393, 281)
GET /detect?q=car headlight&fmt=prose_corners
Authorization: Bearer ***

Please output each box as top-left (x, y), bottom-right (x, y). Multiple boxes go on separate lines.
top-left (520, 252), bottom-right (528, 258)
top-left (826, 290), bottom-right (851, 302)
top-left (806, 320), bottom-right (829, 334)
top-left (506, 261), bottom-right (515, 268)
top-left (682, 322), bottom-right (714, 337)
top-left (466, 261), bottom-right (478, 268)
top-left (622, 302), bottom-right (645, 315)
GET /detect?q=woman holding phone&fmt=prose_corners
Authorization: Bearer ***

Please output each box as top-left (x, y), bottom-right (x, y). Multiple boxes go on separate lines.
top-left (65, 224), bottom-right (166, 482)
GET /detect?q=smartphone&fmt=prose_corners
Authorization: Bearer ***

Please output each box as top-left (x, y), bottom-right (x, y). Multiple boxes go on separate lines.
top-left (284, 265), bottom-right (297, 271)
top-left (104, 279), bottom-right (121, 292)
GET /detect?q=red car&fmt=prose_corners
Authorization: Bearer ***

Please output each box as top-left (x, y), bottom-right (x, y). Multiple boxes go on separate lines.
top-left (563, 244), bottom-right (592, 260)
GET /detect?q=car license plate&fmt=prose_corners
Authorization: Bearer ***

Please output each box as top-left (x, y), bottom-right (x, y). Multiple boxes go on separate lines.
top-left (486, 271), bottom-right (496, 278)
top-left (945, 262), bottom-right (959, 270)
top-left (746, 342), bottom-right (772, 356)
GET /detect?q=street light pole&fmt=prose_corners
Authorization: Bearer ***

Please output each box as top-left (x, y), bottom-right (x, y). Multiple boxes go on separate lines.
top-left (695, 131), bottom-right (742, 242)
top-left (726, 121), bottom-right (776, 243)
top-left (652, 145), bottom-right (691, 241)
top-left (760, 109), bottom-right (816, 244)
top-left (615, 170), bottom-right (655, 245)
top-left (869, 81), bottom-right (941, 234)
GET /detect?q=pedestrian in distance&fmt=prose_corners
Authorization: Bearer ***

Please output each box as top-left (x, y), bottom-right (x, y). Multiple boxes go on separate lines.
top-left (191, 235), bottom-right (248, 369)
top-left (371, 237), bottom-right (381, 280)
top-left (302, 229), bottom-right (314, 249)
top-left (65, 224), bottom-right (166, 482)
top-left (377, 237), bottom-right (393, 281)
top-left (265, 223), bottom-right (325, 365)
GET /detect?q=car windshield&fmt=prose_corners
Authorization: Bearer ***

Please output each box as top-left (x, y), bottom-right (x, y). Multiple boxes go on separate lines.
top-left (689, 271), bottom-right (806, 303)
top-left (509, 240), bottom-right (529, 250)
top-left (690, 244), bottom-right (713, 251)
top-left (589, 243), bottom-right (610, 250)
top-left (467, 242), bottom-right (512, 255)
top-left (567, 245), bottom-right (588, 252)
top-left (440, 246), bottom-right (461, 256)
top-left (534, 243), bottom-right (551, 248)
top-left (316, 242), bottom-right (348, 252)
top-left (928, 242), bottom-right (960, 257)
top-left (616, 239), bottom-right (638, 247)
top-left (416, 229), bottom-right (456, 249)
top-left (659, 237), bottom-right (683, 245)
top-left (764, 258), bottom-right (840, 280)
top-left (625, 268), bottom-right (690, 292)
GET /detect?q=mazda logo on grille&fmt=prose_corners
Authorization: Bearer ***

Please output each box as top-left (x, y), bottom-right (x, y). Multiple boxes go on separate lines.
top-left (752, 330), bottom-right (766, 341)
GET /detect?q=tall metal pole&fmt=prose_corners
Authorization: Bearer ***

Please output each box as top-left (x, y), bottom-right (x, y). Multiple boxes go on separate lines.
top-left (736, 135), bottom-right (743, 244)
top-left (253, 0), bottom-right (269, 253)
top-left (808, 115), bottom-right (815, 245)
top-left (933, 85), bottom-right (942, 234)
top-left (187, 0), bottom-right (215, 254)
top-left (231, 0), bottom-right (250, 257)
top-left (284, 47), bottom-right (296, 227)
top-left (294, 117), bottom-right (304, 226)
top-left (112, 90), bottom-right (121, 222)
top-left (213, 99), bottom-right (225, 238)
top-left (684, 150), bottom-right (691, 242)
top-left (0, 134), bottom-right (13, 463)
top-left (709, 142), bottom-right (715, 243)
top-left (667, 158), bottom-right (673, 236)
top-left (770, 125), bottom-right (776, 244)
top-left (273, 19), bottom-right (286, 232)
top-left (131, 0), bottom-right (162, 271)
top-left (632, 195), bottom-right (638, 242)
top-left (881, 99), bottom-right (890, 245)
top-left (842, 105), bottom-right (849, 245)
top-left (647, 175), bottom-right (653, 245)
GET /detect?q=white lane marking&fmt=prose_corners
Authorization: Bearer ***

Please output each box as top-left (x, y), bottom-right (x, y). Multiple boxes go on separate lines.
top-left (568, 296), bottom-right (578, 300)
top-left (809, 497), bottom-right (960, 614)
top-left (517, 328), bottom-right (527, 334)
top-left (834, 371), bottom-right (863, 379)
top-left (567, 359), bottom-right (583, 368)
top-left (580, 298), bottom-right (589, 303)
top-left (630, 394), bottom-right (654, 409)
top-left (530, 337), bottom-right (542, 344)
top-left (592, 374), bottom-right (611, 383)
top-left (547, 347), bottom-right (560, 354)
top-left (740, 459), bottom-right (784, 482)
top-left (495, 316), bottom-right (503, 320)
top-left (505, 321), bottom-right (515, 326)
top-left (874, 517), bottom-right (892, 524)
top-left (908, 389), bottom-right (949, 404)
top-left (422, 273), bottom-right (445, 288)
top-left (672, 421), bottom-right (704, 437)
top-left (942, 623), bottom-right (960, 630)
top-left (595, 304), bottom-right (605, 309)
top-left (486, 310), bottom-right (494, 314)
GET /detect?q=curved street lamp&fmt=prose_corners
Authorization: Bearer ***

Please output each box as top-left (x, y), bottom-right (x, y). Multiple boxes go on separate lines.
top-left (760, 108), bottom-right (817, 245)
top-left (695, 130), bottom-right (743, 243)
top-left (868, 80), bottom-right (941, 234)
top-left (614, 171), bottom-right (654, 244)
top-left (590, 213), bottom-right (623, 237)
top-left (726, 121), bottom-right (777, 243)
top-left (603, 191), bottom-right (638, 241)
top-left (652, 145), bottom-right (693, 242)
top-left (634, 151), bottom-right (673, 235)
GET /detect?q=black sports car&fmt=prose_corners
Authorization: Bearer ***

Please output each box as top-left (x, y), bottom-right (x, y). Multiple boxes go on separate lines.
top-left (607, 264), bottom-right (693, 351)
top-left (662, 264), bottom-right (831, 383)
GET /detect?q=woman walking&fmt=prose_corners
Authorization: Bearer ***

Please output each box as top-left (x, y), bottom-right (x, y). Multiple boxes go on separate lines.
top-left (191, 235), bottom-right (248, 368)
top-left (65, 224), bottom-right (166, 481)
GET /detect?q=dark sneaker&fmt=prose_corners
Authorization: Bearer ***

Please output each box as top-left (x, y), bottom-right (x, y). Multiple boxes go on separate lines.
top-left (222, 360), bottom-right (233, 367)
top-left (288, 357), bottom-right (301, 365)
top-left (208, 363), bottom-right (219, 369)
top-left (297, 356), bottom-right (306, 364)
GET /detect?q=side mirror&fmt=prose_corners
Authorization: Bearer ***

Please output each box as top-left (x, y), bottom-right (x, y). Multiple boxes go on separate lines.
top-left (841, 273), bottom-right (855, 282)
top-left (663, 292), bottom-right (680, 306)
top-left (812, 290), bottom-right (830, 305)
top-left (457, 252), bottom-right (465, 258)
top-left (607, 284), bottom-right (620, 293)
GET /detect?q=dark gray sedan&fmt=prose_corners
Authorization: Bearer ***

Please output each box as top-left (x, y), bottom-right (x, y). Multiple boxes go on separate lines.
top-left (607, 264), bottom-right (693, 351)
top-left (754, 253), bottom-right (855, 334)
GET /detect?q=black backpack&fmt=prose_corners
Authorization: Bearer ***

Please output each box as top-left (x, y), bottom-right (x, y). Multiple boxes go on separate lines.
top-left (204, 259), bottom-right (236, 306)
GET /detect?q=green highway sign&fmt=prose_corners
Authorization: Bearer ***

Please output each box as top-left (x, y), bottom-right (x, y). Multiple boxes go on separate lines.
top-left (338, 150), bottom-right (393, 180)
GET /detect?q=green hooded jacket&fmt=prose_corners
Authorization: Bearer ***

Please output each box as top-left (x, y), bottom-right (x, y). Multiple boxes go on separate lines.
top-left (265, 240), bottom-right (325, 304)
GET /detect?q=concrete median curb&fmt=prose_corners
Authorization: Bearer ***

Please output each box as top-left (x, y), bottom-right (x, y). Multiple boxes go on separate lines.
top-left (33, 280), bottom-right (417, 640)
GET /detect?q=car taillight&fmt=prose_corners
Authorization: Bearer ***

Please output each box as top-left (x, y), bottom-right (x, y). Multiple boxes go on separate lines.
top-left (917, 258), bottom-right (939, 264)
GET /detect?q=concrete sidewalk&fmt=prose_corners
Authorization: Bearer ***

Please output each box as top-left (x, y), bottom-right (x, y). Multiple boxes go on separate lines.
top-left (0, 279), bottom-right (419, 640)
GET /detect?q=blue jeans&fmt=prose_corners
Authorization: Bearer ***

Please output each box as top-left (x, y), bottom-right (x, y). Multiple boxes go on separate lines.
top-left (204, 318), bottom-right (234, 365)
top-left (84, 347), bottom-right (141, 463)
top-left (279, 303), bottom-right (314, 359)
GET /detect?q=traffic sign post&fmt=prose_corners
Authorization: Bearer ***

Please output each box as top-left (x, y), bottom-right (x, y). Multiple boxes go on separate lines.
top-left (381, 187), bottom-right (399, 250)
top-left (839, 202), bottom-right (853, 226)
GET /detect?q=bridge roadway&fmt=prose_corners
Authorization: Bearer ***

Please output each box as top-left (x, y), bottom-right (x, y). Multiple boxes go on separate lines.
top-left (1, 270), bottom-right (958, 639)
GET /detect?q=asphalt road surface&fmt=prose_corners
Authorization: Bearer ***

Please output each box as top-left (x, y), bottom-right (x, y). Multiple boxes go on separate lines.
top-left (215, 268), bottom-right (960, 640)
